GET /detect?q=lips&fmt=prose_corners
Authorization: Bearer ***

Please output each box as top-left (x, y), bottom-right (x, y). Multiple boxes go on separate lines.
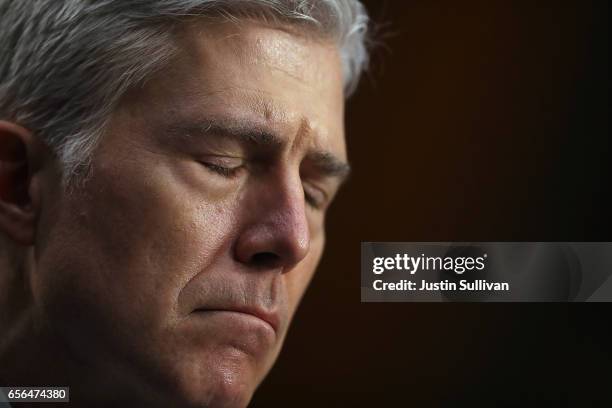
top-left (193, 306), bottom-right (280, 334)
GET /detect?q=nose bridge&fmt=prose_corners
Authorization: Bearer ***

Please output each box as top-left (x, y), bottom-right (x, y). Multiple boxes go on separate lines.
top-left (266, 172), bottom-right (310, 265)
top-left (235, 170), bottom-right (310, 270)
top-left (275, 179), bottom-right (310, 255)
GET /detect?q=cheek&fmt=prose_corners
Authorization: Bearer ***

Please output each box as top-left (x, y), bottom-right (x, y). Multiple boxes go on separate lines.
top-left (31, 152), bottom-right (237, 356)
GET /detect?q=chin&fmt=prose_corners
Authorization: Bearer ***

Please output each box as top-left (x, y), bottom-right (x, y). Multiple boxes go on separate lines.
top-left (161, 346), bottom-right (263, 408)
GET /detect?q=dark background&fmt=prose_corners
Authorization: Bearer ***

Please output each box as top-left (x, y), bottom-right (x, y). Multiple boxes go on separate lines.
top-left (252, 1), bottom-right (610, 406)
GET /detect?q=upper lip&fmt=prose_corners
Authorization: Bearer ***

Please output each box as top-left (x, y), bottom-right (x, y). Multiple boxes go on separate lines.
top-left (194, 305), bottom-right (280, 333)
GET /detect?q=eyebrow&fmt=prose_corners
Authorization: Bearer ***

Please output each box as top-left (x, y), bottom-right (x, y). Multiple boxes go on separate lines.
top-left (168, 120), bottom-right (283, 148)
top-left (166, 118), bottom-right (351, 183)
top-left (306, 151), bottom-right (352, 183)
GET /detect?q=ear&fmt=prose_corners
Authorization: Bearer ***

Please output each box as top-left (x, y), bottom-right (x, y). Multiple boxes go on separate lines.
top-left (0, 120), bottom-right (43, 245)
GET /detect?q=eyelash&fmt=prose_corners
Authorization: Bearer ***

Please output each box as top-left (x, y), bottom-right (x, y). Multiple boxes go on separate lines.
top-left (201, 162), bottom-right (243, 178)
top-left (202, 161), bottom-right (325, 210)
top-left (303, 185), bottom-right (325, 210)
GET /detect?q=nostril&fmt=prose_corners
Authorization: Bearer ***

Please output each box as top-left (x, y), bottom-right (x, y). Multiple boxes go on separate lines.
top-left (250, 252), bottom-right (281, 268)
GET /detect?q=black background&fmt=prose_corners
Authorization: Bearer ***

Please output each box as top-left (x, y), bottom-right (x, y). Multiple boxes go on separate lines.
top-left (252, 1), bottom-right (610, 406)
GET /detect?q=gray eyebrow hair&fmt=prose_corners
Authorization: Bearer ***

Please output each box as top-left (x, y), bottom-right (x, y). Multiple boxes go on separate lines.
top-left (165, 118), bottom-right (351, 182)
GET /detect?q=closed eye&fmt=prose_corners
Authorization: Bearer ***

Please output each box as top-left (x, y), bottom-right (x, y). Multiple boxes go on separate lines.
top-left (199, 156), bottom-right (244, 178)
top-left (303, 183), bottom-right (327, 210)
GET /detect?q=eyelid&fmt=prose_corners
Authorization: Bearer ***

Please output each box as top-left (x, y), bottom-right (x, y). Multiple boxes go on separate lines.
top-left (199, 155), bottom-right (332, 210)
top-left (199, 155), bottom-right (245, 177)
top-left (201, 154), bottom-right (244, 167)
top-left (303, 183), bottom-right (328, 210)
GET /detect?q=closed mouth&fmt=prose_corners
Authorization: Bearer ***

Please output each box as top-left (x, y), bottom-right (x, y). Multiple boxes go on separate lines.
top-left (193, 307), bottom-right (279, 334)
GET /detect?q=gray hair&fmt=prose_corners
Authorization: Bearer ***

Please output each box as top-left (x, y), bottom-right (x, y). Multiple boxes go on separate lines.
top-left (0, 0), bottom-right (369, 181)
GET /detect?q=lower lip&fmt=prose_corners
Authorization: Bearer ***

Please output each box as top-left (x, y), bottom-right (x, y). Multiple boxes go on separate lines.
top-left (197, 309), bottom-right (274, 330)
top-left (191, 309), bottom-right (277, 341)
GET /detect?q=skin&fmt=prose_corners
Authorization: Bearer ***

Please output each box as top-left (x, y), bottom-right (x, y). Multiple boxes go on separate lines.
top-left (0, 21), bottom-right (347, 408)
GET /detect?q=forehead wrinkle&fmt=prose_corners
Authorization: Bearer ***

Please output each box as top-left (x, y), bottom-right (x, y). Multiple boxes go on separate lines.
top-left (247, 92), bottom-right (284, 122)
top-left (238, 92), bottom-right (343, 164)
top-left (248, 95), bottom-right (317, 158)
top-left (148, 22), bottom-right (343, 161)
top-left (162, 86), bottom-right (283, 130)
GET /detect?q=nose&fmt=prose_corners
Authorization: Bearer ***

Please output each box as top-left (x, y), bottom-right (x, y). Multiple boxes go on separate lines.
top-left (234, 173), bottom-right (310, 271)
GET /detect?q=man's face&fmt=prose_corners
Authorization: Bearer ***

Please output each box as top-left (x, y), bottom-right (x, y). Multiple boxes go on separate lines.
top-left (32, 22), bottom-right (346, 407)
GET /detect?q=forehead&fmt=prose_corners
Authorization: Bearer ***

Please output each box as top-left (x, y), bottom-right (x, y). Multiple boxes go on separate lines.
top-left (121, 20), bottom-right (346, 158)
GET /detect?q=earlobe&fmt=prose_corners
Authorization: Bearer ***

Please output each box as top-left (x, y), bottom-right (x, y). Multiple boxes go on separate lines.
top-left (0, 120), bottom-right (38, 245)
